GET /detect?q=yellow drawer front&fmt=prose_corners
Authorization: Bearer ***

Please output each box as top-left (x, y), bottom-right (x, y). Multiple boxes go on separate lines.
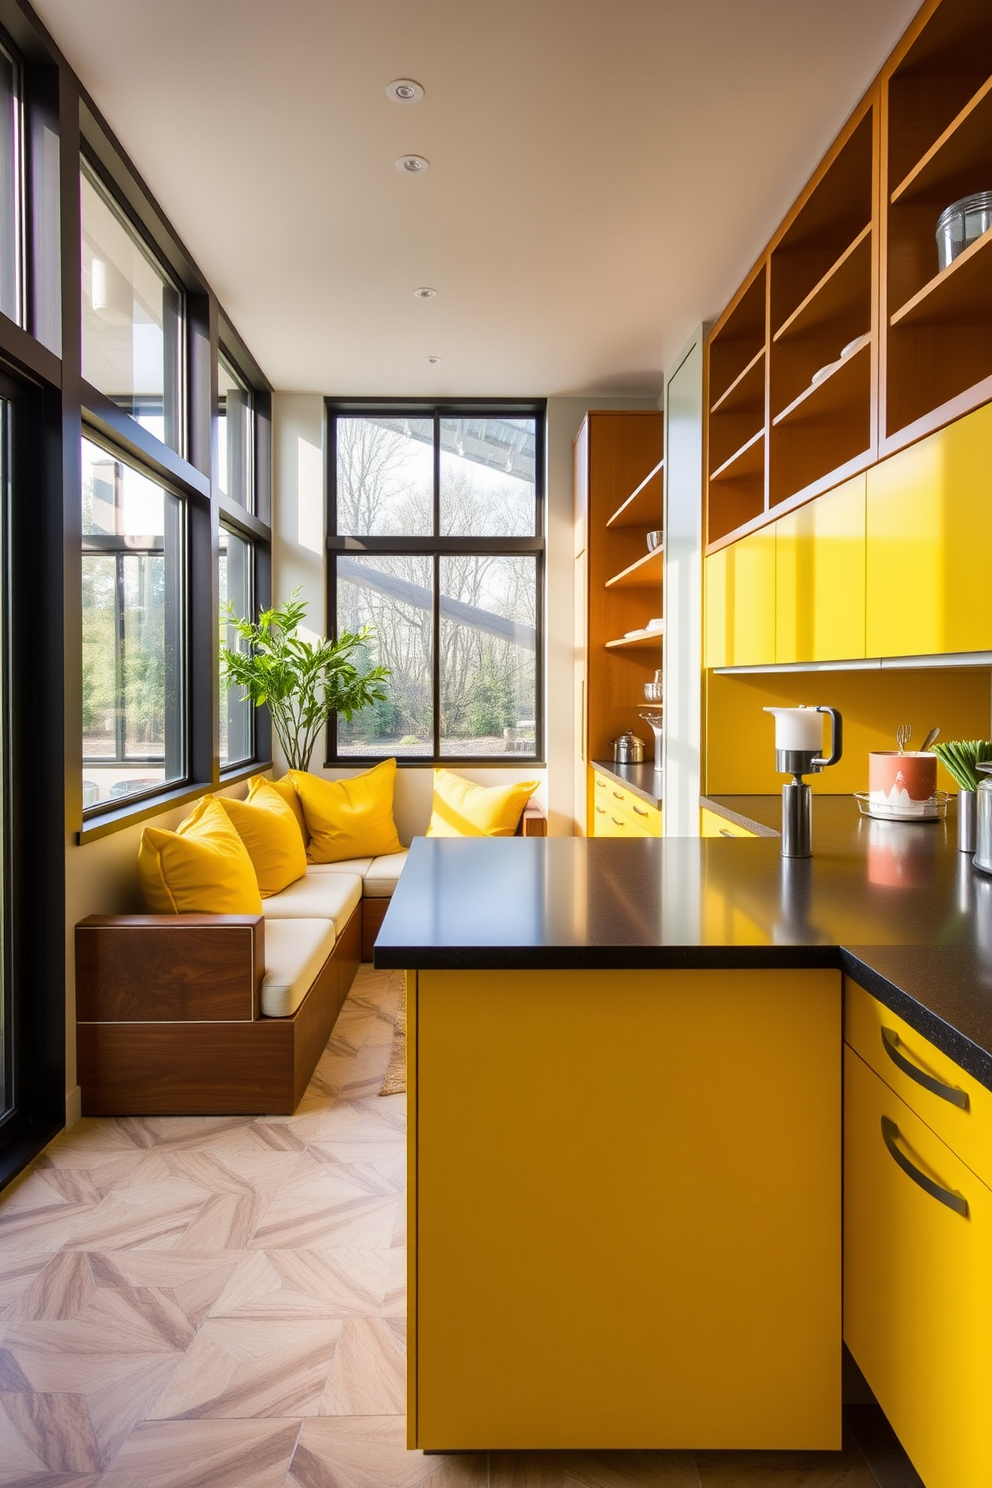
top-left (591, 801), bottom-right (631, 836)
top-left (844, 1047), bottom-right (992, 1488)
top-left (845, 978), bottom-right (992, 1190)
top-left (620, 796), bottom-right (662, 837)
top-left (700, 807), bottom-right (757, 838)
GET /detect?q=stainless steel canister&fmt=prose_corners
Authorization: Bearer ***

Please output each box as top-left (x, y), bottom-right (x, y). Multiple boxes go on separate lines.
top-left (973, 765), bottom-right (992, 874)
top-left (612, 731), bottom-right (645, 765)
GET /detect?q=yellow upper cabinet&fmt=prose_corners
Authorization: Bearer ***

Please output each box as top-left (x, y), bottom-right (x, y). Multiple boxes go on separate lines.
top-left (775, 475), bottom-right (866, 664)
top-left (704, 526), bottom-right (776, 669)
top-left (866, 402), bottom-right (992, 658)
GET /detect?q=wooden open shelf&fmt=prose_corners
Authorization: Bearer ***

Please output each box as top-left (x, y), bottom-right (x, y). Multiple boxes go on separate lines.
top-left (772, 338), bottom-right (871, 428)
top-left (605, 546), bottom-right (663, 590)
top-left (891, 71), bottom-right (992, 206)
top-left (891, 225), bottom-right (992, 328)
top-left (710, 428), bottom-right (764, 484)
top-left (605, 625), bottom-right (664, 651)
top-left (709, 266), bottom-right (766, 409)
top-left (606, 459), bottom-right (663, 528)
top-left (773, 227), bottom-right (871, 343)
top-left (711, 348), bottom-right (764, 416)
top-left (886, 0), bottom-right (992, 189)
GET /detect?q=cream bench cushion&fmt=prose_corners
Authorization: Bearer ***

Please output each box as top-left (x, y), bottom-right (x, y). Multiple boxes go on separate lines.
top-left (305, 850), bottom-right (408, 899)
top-left (261, 917), bottom-right (336, 1018)
top-left (261, 870), bottom-right (362, 934)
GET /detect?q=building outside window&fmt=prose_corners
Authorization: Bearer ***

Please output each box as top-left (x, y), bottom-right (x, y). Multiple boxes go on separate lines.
top-left (327, 403), bottom-right (544, 763)
top-left (217, 349), bottom-right (253, 511)
top-left (81, 436), bottom-right (186, 810)
top-left (219, 523), bottom-right (253, 769)
top-left (80, 162), bottom-right (183, 452)
top-left (0, 38), bottom-right (22, 327)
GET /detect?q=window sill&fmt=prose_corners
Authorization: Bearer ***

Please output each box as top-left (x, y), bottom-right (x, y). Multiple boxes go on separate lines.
top-left (324, 757), bottom-right (547, 770)
top-left (77, 781), bottom-right (214, 844)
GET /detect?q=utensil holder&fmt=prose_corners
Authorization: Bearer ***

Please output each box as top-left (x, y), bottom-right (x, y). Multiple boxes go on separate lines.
top-left (958, 790), bottom-right (977, 853)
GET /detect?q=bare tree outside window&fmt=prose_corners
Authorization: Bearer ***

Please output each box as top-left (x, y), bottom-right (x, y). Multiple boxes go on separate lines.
top-left (329, 405), bottom-right (543, 762)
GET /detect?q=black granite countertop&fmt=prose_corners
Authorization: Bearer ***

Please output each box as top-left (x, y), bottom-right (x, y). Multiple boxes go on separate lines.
top-left (375, 796), bottom-right (992, 1089)
top-left (591, 759), bottom-right (663, 808)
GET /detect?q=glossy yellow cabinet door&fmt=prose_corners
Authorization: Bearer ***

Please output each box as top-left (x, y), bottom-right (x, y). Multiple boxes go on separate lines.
top-left (775, 475), bottom-right (866, 663)
top-left (866, 401), bottom-right (992, 657)
top-left (844, 1046), bottom-right (992, 1488)
top-left (411, 968), bottom-right (840, 1450)
top-left (704, 528), bottom-right (776, 668)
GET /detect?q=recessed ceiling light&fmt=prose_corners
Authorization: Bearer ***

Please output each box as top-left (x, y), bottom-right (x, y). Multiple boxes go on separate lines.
top-left (396, 154), bottom-right (430, 174)
top-left (425, 355), bottom-right (441, 364)
top-left (387, 79), bottom-right (424, 104)
top-left (414, 287), bottom-right (438, 299)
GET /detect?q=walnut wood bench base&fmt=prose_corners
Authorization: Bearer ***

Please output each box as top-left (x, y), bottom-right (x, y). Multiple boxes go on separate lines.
top-left (77, 905), bottom-right (361, 1117)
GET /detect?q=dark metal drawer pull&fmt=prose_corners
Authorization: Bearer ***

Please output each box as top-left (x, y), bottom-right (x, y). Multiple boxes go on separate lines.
top-left (881, 1116), bottom-right (969, 1217)
top-left (881, 1027), bottom-right (969, 1110)
top-left (633, 805), bottom-right (648, 817)
top-left (613, 790), bottom-right (625, 800)
top-left (595, 806), bottom-right (607, 814)
top-left (611, 816), bottom-right (624, 827)
top-left (720, 829), bottom-right (735, 837)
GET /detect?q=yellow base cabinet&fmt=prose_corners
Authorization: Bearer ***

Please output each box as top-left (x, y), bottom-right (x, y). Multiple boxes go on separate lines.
top-left (699, 806), bottom-right (757, 838)
top-left (409, 967), bottom-right (840, 1450)
top-left (844, 1044), bottom-right (992, 1488)
top-left (591, 769), bottom-right (662, 837)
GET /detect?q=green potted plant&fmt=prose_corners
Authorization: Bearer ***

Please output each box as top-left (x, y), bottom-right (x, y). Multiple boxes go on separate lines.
top-left (220, 590), bottom-right (390, 771)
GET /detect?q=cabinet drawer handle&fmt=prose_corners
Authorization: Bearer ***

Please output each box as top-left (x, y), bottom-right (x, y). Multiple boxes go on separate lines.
top-left (881, 1027), bottom-right (969, 1110)
top-left (595, 806), bottom-right (607, 815)
top-left (633, 805), bottom-right (648, 817)
top-left (720, 829), bottom-right (735, 837)
top-left (613, 791), bottom-right (625, 800)
top-left (611, 816), bottom-right (625, 827)
top-left (881, 1116), bottom-right (969, 1218)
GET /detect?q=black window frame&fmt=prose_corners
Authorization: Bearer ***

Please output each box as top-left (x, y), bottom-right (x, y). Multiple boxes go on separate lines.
top-left (79, 151), bottom-right (186, 458)
top-left (80, 427), bottom-right (189, 817)
top-left (326, 398), bottom-right (546, 767)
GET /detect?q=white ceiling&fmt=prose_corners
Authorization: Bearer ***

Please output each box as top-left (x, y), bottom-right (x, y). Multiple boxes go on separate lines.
top-left (33, 0), bottom-right (922, 399)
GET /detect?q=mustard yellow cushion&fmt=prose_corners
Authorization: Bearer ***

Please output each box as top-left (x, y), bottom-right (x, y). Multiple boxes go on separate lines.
top-left (426, 769), bottom-right (539, 838)
top-left (218, 783), bottom-right (308, 897)
top-left (290, 760), bottom-right (403, 863)
top-left (137, 796), bottom-right (264, 915)
top-left (249, 773), bottom-right (309, 849)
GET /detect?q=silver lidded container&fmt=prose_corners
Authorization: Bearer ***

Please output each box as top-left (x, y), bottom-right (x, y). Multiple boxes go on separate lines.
top-left (611, 730), bottom-right (645, 765)
top-left (972, 763), bottom-right (992, 874)
top-left (936, 191), bottom-right (992, 271)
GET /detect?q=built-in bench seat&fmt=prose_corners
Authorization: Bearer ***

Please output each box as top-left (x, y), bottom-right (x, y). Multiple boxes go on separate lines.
top-left (75, 797), bottom-right (545, 1118)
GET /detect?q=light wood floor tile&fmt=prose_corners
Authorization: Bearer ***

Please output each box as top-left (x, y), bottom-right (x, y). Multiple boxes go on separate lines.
top-left (208, 1248), bottom-right (390, 1320)
top-left (84, 1251), bottom-right (241, 1330)
top-left (290, 1415), bottom-right (486, 1488)
top-left (0, 1255), bottom-right (53, 1308)
top-left (320, 1316), bottom-right (405, 1416)
top-left (108, 1417), bottom-right (302, 1487)
top-left (147, 1317), bottom-right (342, 1420)
top-left (251, 1180), bottom-right (399, 1250)
top-left (381, 1247), bottom-right (405, 1316)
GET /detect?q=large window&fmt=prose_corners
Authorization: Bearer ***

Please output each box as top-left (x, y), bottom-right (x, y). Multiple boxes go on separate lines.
top-left (81, 437), bottom-right (186, 810)
top-left (219, 523), bottom-right (253, 768)
top-left (80, 162), bottom-right (183, 451)
top-left (328, 404), bottom-right (544, 763)
top-left (0, 39), bottom-right (22, 326)
top-left (217, 349), bottom-right (254, 511)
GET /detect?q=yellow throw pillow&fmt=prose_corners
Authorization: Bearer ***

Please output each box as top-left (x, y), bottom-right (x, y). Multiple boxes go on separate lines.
top-left (248, 773), bottom-right (309, 849)
top-left (218, 783), bottom-right (308, 897)
top-left (426, 769), bottom-right (539, 838)
top-left (290, 759), bottom-right (403, 863)
top-left (137, 796), bottom-right (264, 915)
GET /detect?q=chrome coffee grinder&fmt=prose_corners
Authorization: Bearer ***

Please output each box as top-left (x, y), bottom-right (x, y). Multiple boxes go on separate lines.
top-left (764, 706), bottom-right (843, 857)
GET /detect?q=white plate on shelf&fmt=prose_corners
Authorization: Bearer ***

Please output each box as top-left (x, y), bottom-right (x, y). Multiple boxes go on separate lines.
top-left (854, 790), bottom-right (948, 822)
top-left (811, 359), bottom-right (843, 387)
top-left (840, 332), bottom-right (870, 360)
